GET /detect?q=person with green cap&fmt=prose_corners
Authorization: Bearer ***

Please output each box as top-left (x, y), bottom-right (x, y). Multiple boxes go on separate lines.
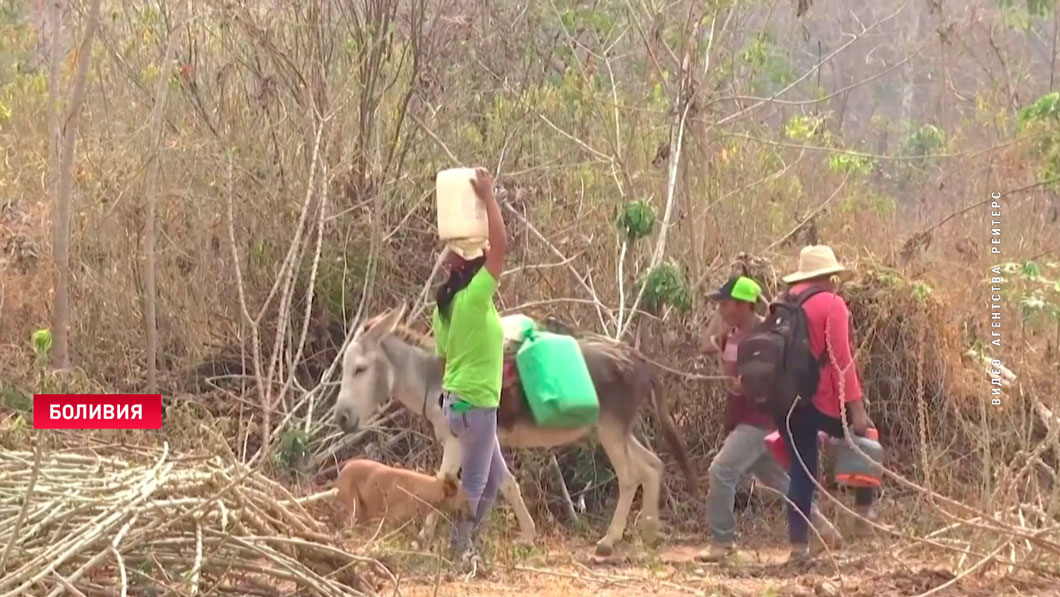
top-left (696, 275), bottom-right (841, 563)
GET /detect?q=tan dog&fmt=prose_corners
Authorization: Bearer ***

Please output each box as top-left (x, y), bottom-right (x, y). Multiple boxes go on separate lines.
top-left (334, 458), bottom-right (472, 527)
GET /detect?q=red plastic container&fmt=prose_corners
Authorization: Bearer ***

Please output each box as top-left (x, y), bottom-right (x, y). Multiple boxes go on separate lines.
top-left (764, 430), bottom-right (788, 468)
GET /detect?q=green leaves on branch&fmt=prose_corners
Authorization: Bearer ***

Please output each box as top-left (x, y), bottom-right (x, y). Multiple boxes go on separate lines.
top-left (827, 152), bottom-right (874, 176)
top-left (1017, 92), bottom-right (1060, 189)
top-left (739, 32), bottom-right (792, 90)
top-left (639, 262), bottom-right (691, 314)
top-left (1021, 259), bottom-right (1042, 280)
top-left (274, 427), bottom-right (311, 473)
top-left (901, 124), bottom-right (945, 158)
top-left (1018, 293), bottom-right (1060, 323)
top-left (616, 200), bottom-right (655, 242)
top-left (784, 115), bottom-right (824, 142)
top-left (896, 123), bottom-right (946, 181)
top-left (911, 282), bottom-right (933, 302)
top-left (1017, 92), bottom-right (1059, 130)
top-left (558, 5), bottom-right (618, 38)
top-left (31, 328), bottom-right (53, 364)
top-left (1002, 260), bottom-right (1060, 325)
top-left (615, 200), bottom-right (687, 318)
top-left (997, 0), bottom-right (1054, 30)
top-left (782, 114), bottom-right (875, 176)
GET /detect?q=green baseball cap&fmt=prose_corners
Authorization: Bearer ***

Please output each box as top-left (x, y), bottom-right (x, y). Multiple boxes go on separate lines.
top-left (708, 275), bottom-right (761, 304)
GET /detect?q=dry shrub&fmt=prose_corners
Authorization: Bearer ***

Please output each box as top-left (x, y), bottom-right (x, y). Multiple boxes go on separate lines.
top-left (841, 266), bottom-right (970, 464)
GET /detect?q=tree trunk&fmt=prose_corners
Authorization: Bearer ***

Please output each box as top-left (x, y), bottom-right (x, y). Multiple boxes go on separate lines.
top-left (935, 1), bottom-right (950, 133)
top-left (50, 0), bottom-right (102, 370)
top-left (45, 1), bottom-right (63, 364)
top-left (899, 3), bottom-right (926, 125)
top-left (28, 0), bottom-right (55, 73)
top-left (1051, 4), bottom-right (1058, 92)
top-left (143, 3), bottom-right (187, 392)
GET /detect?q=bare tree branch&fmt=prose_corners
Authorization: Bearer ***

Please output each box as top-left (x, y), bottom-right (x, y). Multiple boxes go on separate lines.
top-left (50, 0), bottom-right (103, 369)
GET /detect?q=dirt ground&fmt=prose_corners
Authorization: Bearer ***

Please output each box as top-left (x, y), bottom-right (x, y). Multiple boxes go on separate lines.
top-left (352, 532), bottom-right (1059, 597)
top-left (313, 490), bottom-right (1060, 597)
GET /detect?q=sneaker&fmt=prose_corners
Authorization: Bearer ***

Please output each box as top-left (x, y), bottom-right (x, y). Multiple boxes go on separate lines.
top-left (854, 504), bottom-right (894, 533)
top-left (458, 546), bottom-right (485, 579)
top-left (448, 538), bottom-right (472, 562)
top-left (695, 542), bottom-right (736, 563)
top-left (783, 545), bottom-right (813, 569)
top-left (460, 547), bottom-right (481, 565)
top-left (449, 521), bottom-right (473, 559)
top-left (815, 522), bottom-right (844, 550)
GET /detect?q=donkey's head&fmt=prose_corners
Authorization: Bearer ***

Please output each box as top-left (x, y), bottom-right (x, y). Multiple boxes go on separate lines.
top-left (333, 304), bottom-right (407, 433)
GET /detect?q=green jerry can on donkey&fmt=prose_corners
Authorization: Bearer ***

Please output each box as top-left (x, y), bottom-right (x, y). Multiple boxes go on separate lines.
top-left (514, 329), bottom-right (600, 428)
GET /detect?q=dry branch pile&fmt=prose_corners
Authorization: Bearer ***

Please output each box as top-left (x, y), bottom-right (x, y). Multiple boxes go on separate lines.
top-left (0, 443), bottom-right (384, 597)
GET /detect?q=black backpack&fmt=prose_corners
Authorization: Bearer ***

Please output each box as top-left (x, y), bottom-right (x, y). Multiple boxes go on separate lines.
top-left (736, 286), bottom-right (831, 419)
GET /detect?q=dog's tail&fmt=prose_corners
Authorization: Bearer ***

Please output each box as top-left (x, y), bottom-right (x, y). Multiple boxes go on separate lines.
top-left (649, 374), bottom-right (697, 496)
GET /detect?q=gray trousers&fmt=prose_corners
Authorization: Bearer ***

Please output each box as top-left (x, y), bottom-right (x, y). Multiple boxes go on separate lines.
top-left (707, 423), bottom-right (833, 545)
top-left (443, 393), bottom-right (509, 551)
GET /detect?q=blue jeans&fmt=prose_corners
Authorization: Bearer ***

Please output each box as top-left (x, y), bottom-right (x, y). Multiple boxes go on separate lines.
top-left (778, 403), bottom-right (875, 545)
top-left (443, 392), bottom-right (509, 552)
top-left (707, 424), bottom-right (835, 545)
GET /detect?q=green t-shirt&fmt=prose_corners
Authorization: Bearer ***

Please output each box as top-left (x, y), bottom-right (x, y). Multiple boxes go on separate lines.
top-left (432, 268), bottom-right (503, 410)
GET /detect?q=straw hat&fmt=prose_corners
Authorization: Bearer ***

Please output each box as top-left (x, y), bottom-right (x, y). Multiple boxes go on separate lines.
top-left (782, 245), bottom-right (852, 284)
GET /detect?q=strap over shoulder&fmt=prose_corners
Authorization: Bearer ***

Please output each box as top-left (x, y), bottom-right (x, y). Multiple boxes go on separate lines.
top-left (788, 284), bottom-right (831, 306)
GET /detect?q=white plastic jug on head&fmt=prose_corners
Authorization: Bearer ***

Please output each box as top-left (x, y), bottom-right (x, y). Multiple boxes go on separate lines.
top-left (436, 168), bottom-right (488, 257)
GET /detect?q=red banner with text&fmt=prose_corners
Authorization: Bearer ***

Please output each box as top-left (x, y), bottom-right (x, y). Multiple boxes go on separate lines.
top-left (33, 394), bottom-right (163, 429)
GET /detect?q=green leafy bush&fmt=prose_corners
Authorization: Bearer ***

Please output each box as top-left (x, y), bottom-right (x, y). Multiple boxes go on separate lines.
top-left (639, 262), bottom-right (691, 313)
top-left (615, 200), bottom-right (656, 242)
top-left (1016, 92), bottom-right (1060, 189)
top-left (901, 124), bottom-right (945, 157)
top-left (31, 328), bottom-right (52, 365)
top-left (827, 152), bottom-right (874, 176)
top-left (784, 115), bottom-right (823, 142)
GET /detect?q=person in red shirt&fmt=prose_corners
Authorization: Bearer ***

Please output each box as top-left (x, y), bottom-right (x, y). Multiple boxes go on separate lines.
top-left (696, 276), bottom-right (841, 563)
top-left (776, 246), bottom-right (876, 566)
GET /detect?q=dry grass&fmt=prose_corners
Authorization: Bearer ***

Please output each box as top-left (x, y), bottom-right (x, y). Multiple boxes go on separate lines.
top-left (333, 521), bottom-right (1060, 597)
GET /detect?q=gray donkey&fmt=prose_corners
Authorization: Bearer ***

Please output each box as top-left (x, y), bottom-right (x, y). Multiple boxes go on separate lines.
top-left (332, 303), bottom-right (696, 556)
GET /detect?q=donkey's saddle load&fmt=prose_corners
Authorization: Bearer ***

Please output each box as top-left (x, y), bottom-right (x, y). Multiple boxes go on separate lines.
top-left (498, 314), bottom-right (600, 429)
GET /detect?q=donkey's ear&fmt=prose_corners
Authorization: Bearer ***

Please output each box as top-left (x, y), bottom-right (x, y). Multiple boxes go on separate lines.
top-left (356, 308), bottom-right (392, 342)
top-left (376, 302), bottom-right (405, 333)
top-left (355, 309), bottom-right (388, 339)
top-left (360, 305), bottom-right (404, 344)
